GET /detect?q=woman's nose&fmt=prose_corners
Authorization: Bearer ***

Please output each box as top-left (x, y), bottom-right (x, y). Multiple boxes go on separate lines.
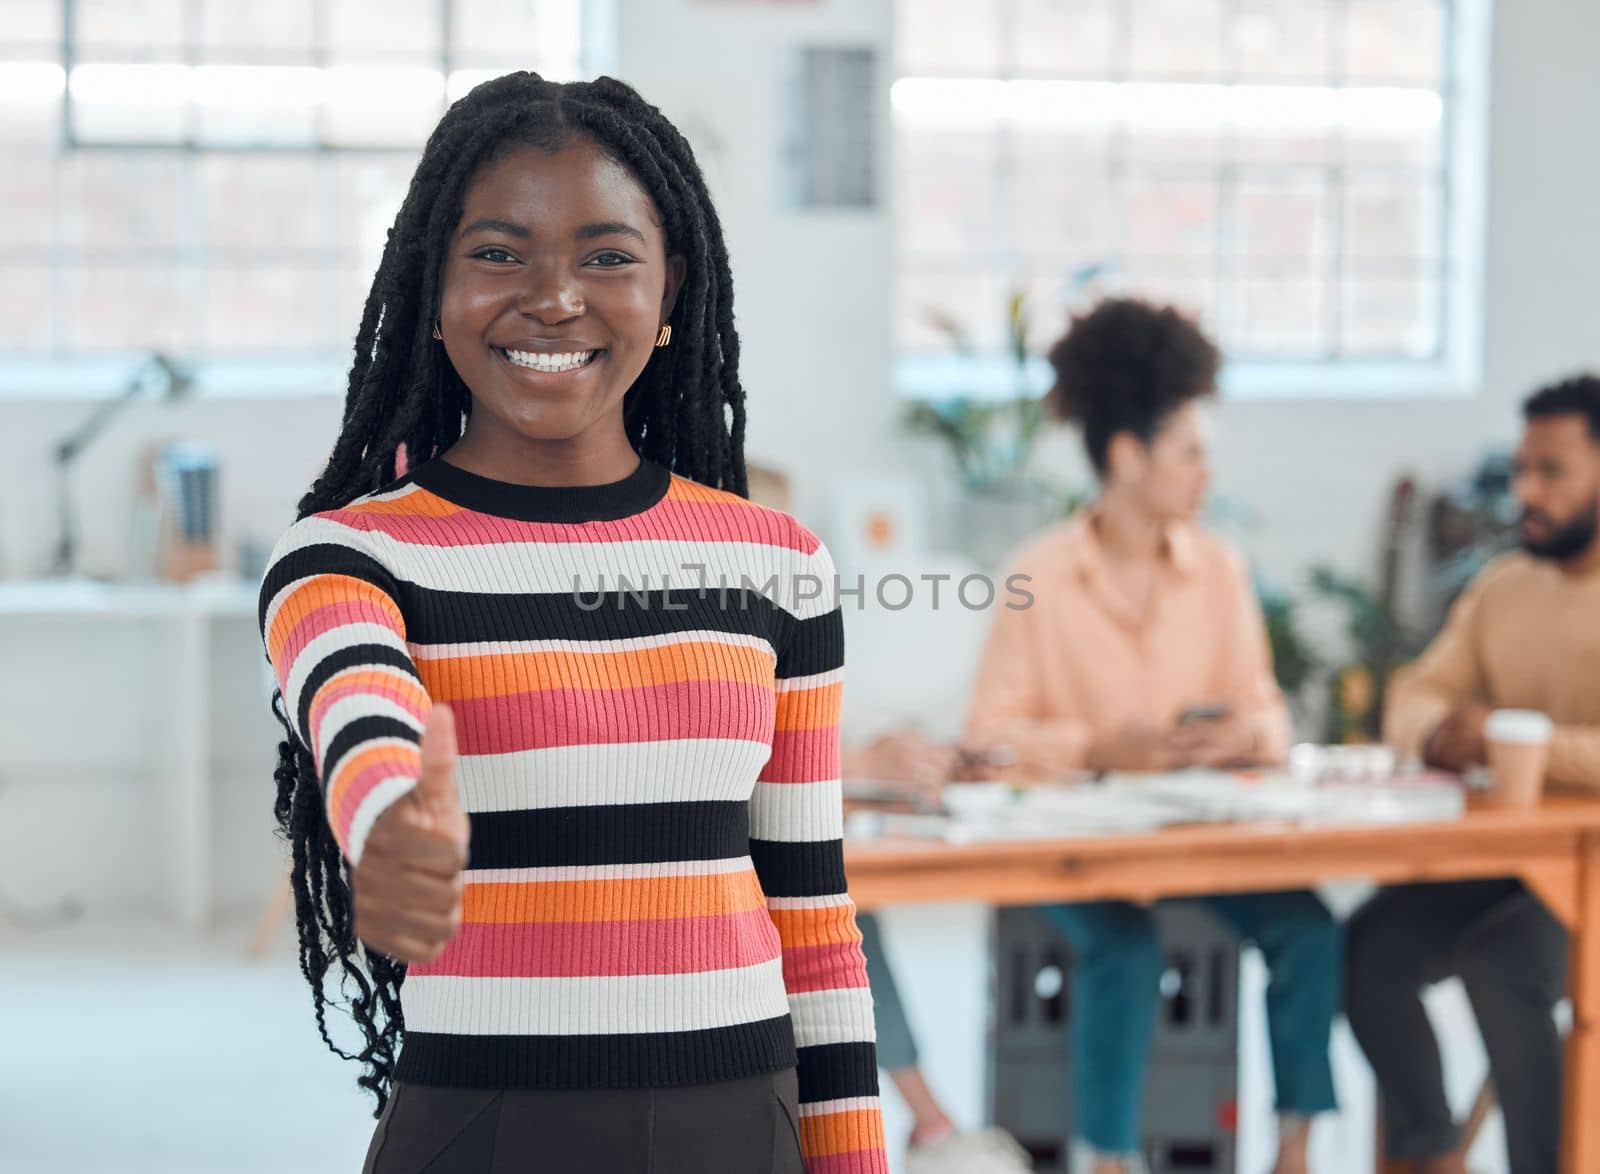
top-left (517, 266), bottom-right (584, 323)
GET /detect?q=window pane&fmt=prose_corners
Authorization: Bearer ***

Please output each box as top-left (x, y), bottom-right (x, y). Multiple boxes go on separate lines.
top-left (1343, 176), bottom-right (1442, 267)
top-left (454, 0), bottom-right (583, 75)
top-left (1343, 118), bottom-right (1443, 170)
top-left (320, 66), bottom-right (445, 147)
top-left (198, 156), bottom-right (329, 254)
top-left (0, 61), bottom-right (64, 145)
top-left (1341, 272), bottom-right (1439, 357)
top-left (200, 266), bottom-right (335, 351)
top-left (896, 128), bottom-right (1003, 258)
top-left (11, 0), bottom-right (60, 49)
top-left (327, 0), bottom-right (439, 60)
top-left (68, 61), bottom-right (186, 144)
top-left (1014, 154), bottom-right (1117, 262)
top-left (68, 265), bottom-right (189, 352)
top-left (1121, 265), bottom-right (1220, 339)
top-left (333, 156), bottom-right (416, 268)
top-left (192, 66), bottom-right (322, 147)
top-left (1232, 0), bottom-right (1335, 81)
top-left (897, 0), bottom-right (1002, 73)
top-left (0, 265), bottom-right (59, 349)
top-left (897, 267), bottom-right (1011, 353)
top-left (64, 154), bottom-right (185, 251)
top-left (198, 0), bottom-right (315, 56)
top-left (1125, 176), bottom-right (1219, 265)
top-left (74, 0), bottom-right (182, 53)
top-left (1235, 179), bottom-right (1331, 275)
top-left (1128, 0), bottom-right (1225, 79)
top-left (1228, 277), bottom-right (1328, 356)
top-left (1012, 0), bottom-right (1116, 75)
top-left (0, 157), bottom-right (57, 252)
top-left (1346, 0), bottom-right (1445, 85)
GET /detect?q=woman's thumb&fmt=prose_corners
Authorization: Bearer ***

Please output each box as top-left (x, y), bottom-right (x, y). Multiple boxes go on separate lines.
top-left (417, 703), bottom-right (462, 813)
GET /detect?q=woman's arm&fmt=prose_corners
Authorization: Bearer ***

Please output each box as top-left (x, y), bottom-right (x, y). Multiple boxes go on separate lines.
top-left (259, 512), bottom-right (432, 865)
top-left (752, 531), bottom-right (888, 1172)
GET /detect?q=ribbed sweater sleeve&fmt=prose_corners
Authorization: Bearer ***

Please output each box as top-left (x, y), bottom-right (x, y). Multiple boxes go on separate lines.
top-left (257, 511), bottom-right (431, 866)
top-left (753, 529), bottom-right (888, 1173)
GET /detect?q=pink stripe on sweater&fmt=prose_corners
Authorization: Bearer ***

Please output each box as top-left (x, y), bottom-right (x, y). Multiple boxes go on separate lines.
top-left (281, 597), bottom-right (401, 672)
top-left (450, 679), bottom-right (776, 755)
top-left (409, 906), bottom-right (783, 978)
top-left (307, 674), bottom-right (426, 745)
top-left (758, 726), bottom-right (840, 784)
top-left (323, 499), bottom-right (813, 550)
top-left (781, 940), bottom-right (871, 995)
top-left (327, 748), bottom-right (420, 844)
top-left (807, 1151), bottom-right (889, 1174)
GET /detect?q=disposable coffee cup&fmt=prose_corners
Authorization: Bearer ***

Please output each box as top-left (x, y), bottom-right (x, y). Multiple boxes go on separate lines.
top-left (1484, 709), bottom-right (1553, 808)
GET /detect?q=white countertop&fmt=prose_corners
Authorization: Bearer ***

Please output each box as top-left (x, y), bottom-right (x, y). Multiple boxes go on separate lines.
top-left (0, 577), bottom-right (259, 617)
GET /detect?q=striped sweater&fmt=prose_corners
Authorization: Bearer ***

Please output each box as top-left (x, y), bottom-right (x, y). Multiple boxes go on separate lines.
top-left (258, 454), bottom-right (886, 1172)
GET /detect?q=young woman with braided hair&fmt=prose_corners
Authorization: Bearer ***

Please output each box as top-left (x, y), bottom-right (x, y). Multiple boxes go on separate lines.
top-left (259, 73), bottom-right (886, 1172)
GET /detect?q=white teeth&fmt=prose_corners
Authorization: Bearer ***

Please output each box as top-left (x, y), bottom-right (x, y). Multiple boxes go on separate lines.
top-left (501, 348), bottom-right (597, 373)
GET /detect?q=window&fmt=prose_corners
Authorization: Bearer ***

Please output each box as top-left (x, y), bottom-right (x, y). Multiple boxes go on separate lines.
top-left (892, 0), bottom-right (1488, 399)
top-left (0, 0), bottom-right (600, 394)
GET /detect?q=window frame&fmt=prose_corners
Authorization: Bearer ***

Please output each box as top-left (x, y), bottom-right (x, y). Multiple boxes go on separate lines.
top-left (891, 0), bottom-right (1492, 403)
top-left (0, 0), bottom-right (616, 400)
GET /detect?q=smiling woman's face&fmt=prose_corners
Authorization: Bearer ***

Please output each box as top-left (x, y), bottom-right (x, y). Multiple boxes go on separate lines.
top-left (437, 137), bottom-right (685, 449)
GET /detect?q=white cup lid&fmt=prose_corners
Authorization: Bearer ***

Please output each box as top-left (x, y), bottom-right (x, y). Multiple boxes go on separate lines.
top-left (1486, 709), bottom-right (1554, 744)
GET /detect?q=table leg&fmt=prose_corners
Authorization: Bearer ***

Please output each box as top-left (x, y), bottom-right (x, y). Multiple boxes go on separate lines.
top-left (1563, 832), bottom-right (1600, 1172)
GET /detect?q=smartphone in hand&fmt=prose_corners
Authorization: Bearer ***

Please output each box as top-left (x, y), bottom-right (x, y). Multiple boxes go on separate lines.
top-left (1177, 702), bottom-right (1231, 727)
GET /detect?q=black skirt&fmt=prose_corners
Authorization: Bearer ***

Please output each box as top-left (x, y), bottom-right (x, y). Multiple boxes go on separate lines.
top-left (361, 1068), bottom-right (807, 1174)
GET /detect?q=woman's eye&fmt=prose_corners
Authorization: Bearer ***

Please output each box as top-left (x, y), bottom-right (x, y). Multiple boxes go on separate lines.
top-left (588, 251), bottom-right (636, 268)
top-left (473, 247), bottom-right (517, 263)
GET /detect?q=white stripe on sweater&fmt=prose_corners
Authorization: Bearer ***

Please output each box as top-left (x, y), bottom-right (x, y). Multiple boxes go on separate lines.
top-left (274, 516), bottom-right (838, 620)
top-left (458, 739), bottom-right (774, 812)
top-left (462, 858), bottom-right (754, 885)
top-left (787, 987), bottom-right (878, 1048)
top-left (750, 779), bottom-right (845, 842)
top-left (401, 958), bottom-right (790, 1035)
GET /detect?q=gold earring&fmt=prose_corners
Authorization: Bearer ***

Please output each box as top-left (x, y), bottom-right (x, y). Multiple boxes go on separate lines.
top-left (432, 321), bottom-right (443, 340)
top-left (654, 323), bottom-right (672, 348)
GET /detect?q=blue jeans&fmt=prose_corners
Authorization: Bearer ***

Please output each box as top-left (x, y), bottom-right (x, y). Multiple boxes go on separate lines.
top-left (1038, 891), bottom-right (1341, 1155)
top-left (857, 912), bottom-right (920, 1071)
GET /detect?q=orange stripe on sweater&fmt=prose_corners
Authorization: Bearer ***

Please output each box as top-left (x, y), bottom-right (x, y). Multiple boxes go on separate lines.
top-left (340, 490), bottom-right (466, 518)
top-left (422, 640), bottom-right (774, 701)
top-left (463, 869), bottom-right (768, 924)
top-left (266, 575), bottom-right (403, 663)
top-left (766, 902), bottom-right (862, 947)
top-left (307, 669), bottom-right (430, 738)
top-left (773, 681), bottom-right (843, 730)
top-left (800, 1110), bottom-right (887, 1157)
top-left (326, 739), bottom-right (420, 827)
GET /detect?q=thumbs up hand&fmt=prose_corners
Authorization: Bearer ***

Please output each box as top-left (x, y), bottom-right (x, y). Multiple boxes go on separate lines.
top-left (352, 704), bottom-right (471, 964)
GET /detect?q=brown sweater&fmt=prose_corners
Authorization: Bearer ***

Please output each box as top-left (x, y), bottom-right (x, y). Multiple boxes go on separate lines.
top-left (1385, 552), bottom-right (1600, 787)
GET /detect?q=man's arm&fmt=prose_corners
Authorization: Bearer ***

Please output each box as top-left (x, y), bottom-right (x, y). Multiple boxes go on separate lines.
top-left (1384, 578), bottom-right (1490, 766)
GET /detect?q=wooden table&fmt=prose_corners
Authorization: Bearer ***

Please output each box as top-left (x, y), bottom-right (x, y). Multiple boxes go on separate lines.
top-left (844, 789), bottom-right (1600, 1172)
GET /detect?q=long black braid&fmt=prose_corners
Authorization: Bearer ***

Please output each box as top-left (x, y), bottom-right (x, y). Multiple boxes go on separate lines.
top-left (268, 73), bottom-right (749, 1115)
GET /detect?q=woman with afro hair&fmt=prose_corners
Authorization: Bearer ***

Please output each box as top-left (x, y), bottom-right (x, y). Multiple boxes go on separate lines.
top-left (965, 298), bottom-right (1340, 1174)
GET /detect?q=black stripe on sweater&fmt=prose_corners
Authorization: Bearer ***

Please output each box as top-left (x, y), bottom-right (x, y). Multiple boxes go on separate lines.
top-left (395, 1016), bottom-right (797, 1090)
top-left (322, 714), bottom-right (422, 787)
top-left (466, 800), bottom-right (751, 870)
top-left (796, 1041), bottom-right (881, 1103)
top-left (748, 838), bottom-right (849, 899)
top-left (295, 644), bottom-right (421, 748)
top-left (395, 583), bottom-right (782, 648)
top-left (258, 541), bottom-right (403, 633)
